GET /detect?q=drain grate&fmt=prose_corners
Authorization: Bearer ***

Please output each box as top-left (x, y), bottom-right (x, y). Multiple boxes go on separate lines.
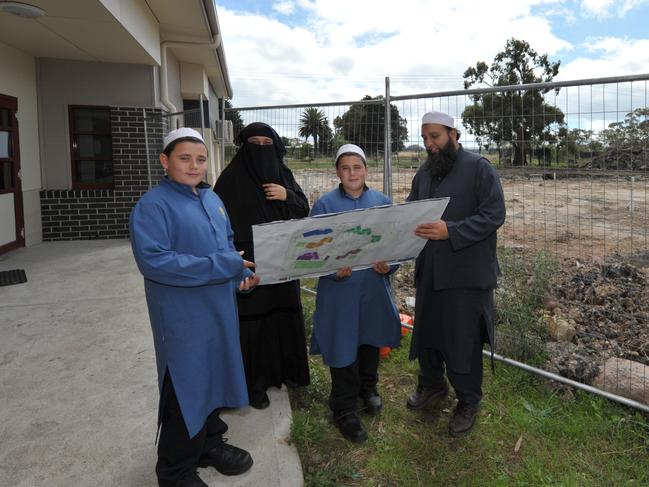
top-left (0, 269), bottom-right (27, 287)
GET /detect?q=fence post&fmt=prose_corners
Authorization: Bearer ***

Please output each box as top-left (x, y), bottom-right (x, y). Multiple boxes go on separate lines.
top-left (383, 76), bottom-right (392, 198)
top-left (199, 93), bottom-right (206, 141)
top-left (219, 96), bottom-right (226, 174)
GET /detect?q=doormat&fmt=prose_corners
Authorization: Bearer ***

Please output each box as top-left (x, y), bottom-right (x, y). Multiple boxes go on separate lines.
top-left (0, 269), bottom-right (27, 287)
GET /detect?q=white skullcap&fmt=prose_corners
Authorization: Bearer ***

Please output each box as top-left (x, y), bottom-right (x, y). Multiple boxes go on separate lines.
top-left (421, 111), bottom-right (454, 128)
top-left (163, 127), bottom-right (205, 152)
top-left (335, 144), bottom-right (366, 165)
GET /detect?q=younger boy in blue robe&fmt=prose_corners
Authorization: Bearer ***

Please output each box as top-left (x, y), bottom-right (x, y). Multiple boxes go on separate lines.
top-left (130, 128), bottom-right (260, 487)
top-left (309, 144), bottom-right (401, 443)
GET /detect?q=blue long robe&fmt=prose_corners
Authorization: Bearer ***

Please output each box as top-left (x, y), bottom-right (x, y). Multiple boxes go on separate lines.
top-left (309, 185), bottom-right (401, 368)
top-left (129, 178), bottom-right (249, 438)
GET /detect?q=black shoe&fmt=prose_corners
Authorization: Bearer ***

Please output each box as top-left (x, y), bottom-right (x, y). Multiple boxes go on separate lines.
top-left (449, 402), bottom-right (480, 437)
top-left (284, 378), bottom-right (301, 389)
top-left (175, 470), bottom-right (207, 487)
top-left (250, 391), bottom-right (270, 410)
top-left (333, 411), bottom-right (368, 444)
top-left (406, 384), bottom-right (449, 410)
top-left (360, 390), bottom-right (383, 416)
top-left (198, 439), bottom-right (253, 476)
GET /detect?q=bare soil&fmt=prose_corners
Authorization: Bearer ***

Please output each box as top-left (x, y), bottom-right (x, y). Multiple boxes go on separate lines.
top-left (298, 169), bottom-right (649, 260)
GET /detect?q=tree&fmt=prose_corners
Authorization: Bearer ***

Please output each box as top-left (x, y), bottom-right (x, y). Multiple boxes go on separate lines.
top-left (299, 107), bottom-right (330, 157)
top-left (404, 144), bottom-right (425, 152)
top-left (462, 38), bottom-right (565, 166)
top-left (556, 128), bottom-right (601, 164)
top-left (220, 99), bottom-right (243, 140)
top-left (592, 108), bottom-right (649, 170)
top-left (333, 95), bottom-right (408, 156)
top-left (600, 108), bottom-right (649, 147)
top-left (317, 123), bottom-right (334, 154)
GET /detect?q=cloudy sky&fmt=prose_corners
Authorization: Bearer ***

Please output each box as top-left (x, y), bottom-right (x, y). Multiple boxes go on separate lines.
top-left (214, 0), bottom-right (649, 108)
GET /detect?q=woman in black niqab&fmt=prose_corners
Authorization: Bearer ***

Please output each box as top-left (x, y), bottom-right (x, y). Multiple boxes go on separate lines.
top-left (214, 122), bottom-right (310, 409)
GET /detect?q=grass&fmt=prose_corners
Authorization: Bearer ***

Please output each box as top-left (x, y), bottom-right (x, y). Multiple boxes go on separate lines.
top-left (290, 286), bottom-right (649, 486)
top-left (283, 152), bottom-right (595, 172)
top-left (285, 155), bottom-right (422, 171)
top-left (495, 248), bottom-right (558, 364)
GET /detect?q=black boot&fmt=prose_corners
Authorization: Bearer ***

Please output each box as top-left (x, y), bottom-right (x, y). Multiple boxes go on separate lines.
top-left (249, 390), bottom-right (270, 410)
top-left (448, 402), bottom-right (480, 437)
top-left (198, 439), bottom-right (253, 476)
top-left (174, 470), bottom-right (207, 487)
top-left (360, 389), bottom-right (383, 416)
top-left (333, 411), bottom-right (368, 443)
top-left (406, 384), bottom-right (449, 410)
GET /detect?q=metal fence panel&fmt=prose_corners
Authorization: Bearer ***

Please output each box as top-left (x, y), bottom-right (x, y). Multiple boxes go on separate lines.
top-left (221, 74), bottom-right (649, 412)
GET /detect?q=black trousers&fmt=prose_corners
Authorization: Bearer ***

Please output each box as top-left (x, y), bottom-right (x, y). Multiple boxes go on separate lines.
top-left (417, 333), bottom-right (484, 406)
top-left (328, 344), bottom-right (379, 415)
top-left (156, 371), bottom-right (228, 487)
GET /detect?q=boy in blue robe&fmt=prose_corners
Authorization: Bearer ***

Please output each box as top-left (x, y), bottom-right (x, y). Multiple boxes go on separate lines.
top-left (130, 128), bottom-right (260, 487)
top-left (309, 144), bottom-right (402, 443)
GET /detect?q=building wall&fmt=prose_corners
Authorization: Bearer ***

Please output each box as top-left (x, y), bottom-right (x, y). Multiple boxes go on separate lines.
top-left (99, 0), bottom-right (161, 64)
top-left (166, 50), bottom-right (183, 114)
top-left (0, 41), bottom-right (42, 246)
top-left (40, 106), bottom-right (166, 240)
top-left (36, 58), bottom-right (157, 189)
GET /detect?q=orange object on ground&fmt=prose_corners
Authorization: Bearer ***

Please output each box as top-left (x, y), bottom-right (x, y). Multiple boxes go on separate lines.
top-left (400, 313), bottom-right (413, 335)
top-left (399, 313), bottom-right (413, 324)
top-left (381, 314), bottom-right (414, 358)
top-left (379, 346), bottom-right (391, 358)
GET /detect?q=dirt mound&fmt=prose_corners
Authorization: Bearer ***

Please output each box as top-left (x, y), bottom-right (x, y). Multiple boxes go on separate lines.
top-left (551, 257), bottom-right (649, 372)
top-left (392, 254), bottom-right (649, 385)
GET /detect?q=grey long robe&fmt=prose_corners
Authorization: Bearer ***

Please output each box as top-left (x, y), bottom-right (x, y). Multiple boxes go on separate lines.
top-left (407, 147), bottom-right (505, 372)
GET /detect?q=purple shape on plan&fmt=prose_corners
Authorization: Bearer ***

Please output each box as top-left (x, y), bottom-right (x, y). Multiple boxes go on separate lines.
top-left (297, 251), bottom-right (319, 260)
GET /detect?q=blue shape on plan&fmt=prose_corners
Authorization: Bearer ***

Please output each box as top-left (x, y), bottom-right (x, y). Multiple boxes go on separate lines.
top-left (303, 228), bottom-right (333, 238)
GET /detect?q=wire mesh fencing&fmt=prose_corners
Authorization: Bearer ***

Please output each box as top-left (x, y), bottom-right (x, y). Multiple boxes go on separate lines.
top-left (220, 74), bottom-right (649, 412)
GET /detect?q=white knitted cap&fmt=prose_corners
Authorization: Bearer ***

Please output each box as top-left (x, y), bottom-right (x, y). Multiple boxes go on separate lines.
top-left (162, 127), bottom-right (205, 152)
top-left (335, 144), bottom-right (366, 165)
top-left (421, 111), bottom-right (454, 128)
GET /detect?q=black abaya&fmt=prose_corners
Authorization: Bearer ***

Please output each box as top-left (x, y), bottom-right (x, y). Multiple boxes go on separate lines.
top-left (214, 123), bottom-right (311, 398)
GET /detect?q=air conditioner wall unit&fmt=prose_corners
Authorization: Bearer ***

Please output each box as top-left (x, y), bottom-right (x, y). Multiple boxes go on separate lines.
top-left (214, 120), bottom-right (234, 144)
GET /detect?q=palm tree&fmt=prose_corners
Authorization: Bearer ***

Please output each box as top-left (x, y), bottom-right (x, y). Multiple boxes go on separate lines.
top-left (299, 107), bottom-right (327, 157)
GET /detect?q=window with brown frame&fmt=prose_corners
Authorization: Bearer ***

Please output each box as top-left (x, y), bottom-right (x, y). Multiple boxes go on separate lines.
top-left (69, 106), bottom-right (113, 189)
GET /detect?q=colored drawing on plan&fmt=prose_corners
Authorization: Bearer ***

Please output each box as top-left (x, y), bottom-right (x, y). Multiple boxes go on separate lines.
top-left (286, 222), bottom-right (396, 272)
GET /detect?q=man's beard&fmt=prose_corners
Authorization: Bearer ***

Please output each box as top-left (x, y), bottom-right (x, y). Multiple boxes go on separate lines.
top-left (425, 140), bottom-right (457, 178)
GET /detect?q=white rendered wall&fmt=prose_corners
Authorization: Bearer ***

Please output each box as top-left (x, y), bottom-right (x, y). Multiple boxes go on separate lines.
top-left (36, 58), bottom-right (156, 189)
top-left (181, 63), bottom-right (209, 99)
top-left (0, 41), bottom-right (42, 246)
top-left (0, 193), bottom-right (16, 247)
top-left (99, 0), bottom-right (161, 64)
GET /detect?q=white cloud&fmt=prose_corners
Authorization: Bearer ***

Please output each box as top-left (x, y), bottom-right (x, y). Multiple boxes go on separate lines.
top-left (273, 1), bottom-right (296, 15)
top-left (296, 0), bottom-right (315, 9)
top-left (215, 0), bottom-right (645, 108)
top-left (560, 37), bottom-right (649, 79)
top-left (581, 0), bottom-right (649, 18)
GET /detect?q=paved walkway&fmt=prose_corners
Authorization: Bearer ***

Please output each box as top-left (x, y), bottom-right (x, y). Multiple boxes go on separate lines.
top-left (0, 240), bottom-right (303, 487)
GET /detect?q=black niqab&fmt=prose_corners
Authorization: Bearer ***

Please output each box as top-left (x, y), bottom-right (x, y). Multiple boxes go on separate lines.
top-left (239, 144), bottom-right (283, 186)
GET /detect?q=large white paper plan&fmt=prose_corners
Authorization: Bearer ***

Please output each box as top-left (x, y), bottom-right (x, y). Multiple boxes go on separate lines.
top-left (252, 197), bottom-right (449, 285)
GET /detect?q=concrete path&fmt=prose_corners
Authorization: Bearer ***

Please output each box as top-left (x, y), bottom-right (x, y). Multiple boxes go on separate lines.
top-left (0, 240), bottom-right (304, 487)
